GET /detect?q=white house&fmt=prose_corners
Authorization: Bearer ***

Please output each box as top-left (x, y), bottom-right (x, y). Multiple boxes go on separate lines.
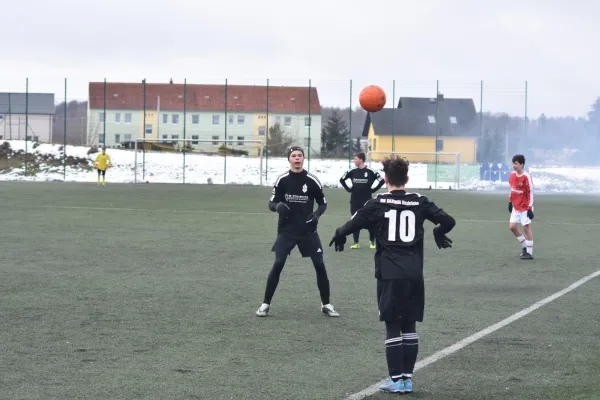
top-left (0, 93), bottom-right (55, 142)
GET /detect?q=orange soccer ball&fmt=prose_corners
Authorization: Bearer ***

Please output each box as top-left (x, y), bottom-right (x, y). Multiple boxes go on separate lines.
top-left (359, 85), bottom-right (386, 112)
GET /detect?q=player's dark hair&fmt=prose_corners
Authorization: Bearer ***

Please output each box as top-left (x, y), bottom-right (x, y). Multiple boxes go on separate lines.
top-left (382, 157), bottom-right (409, 186)
top-left (512, 154), bottom-right (525, 165)
top-left (354, 152), bottom-right (366, 162)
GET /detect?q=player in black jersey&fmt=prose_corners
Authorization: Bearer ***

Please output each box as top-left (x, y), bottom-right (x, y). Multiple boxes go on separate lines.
top-left (256, 146), bottom-right (340, 318)
top-left (339, 152), bottom-right (385, 249)
top-left (329, 157), bottom-right (455, 394)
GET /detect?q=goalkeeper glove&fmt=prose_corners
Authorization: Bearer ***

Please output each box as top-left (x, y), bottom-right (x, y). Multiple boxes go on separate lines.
top-left (433, 226), bottom-right (453, 249)
top-left (508, 202), bottom-right (513, 213)
top-left (527, 209), bottom-right (534, 220)
top-left (306, 212), bottom-right (319, 224)
top-left (276, 202), bottom-right (290, 218)
top-left (328, 229), bottom-right (346, 252)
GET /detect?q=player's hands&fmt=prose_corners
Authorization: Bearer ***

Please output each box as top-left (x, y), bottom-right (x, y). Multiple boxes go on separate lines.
top-left (328, 229), bottom-right (346, 252)
top-left (306, 212), bottom-right (319, 224)
top-left (275, 202), bottom-right (290, 217)
top-left (433, 227), bottom-right (452, 249)
top-left (527, 209), bottom-right (534, 220)
top-left (508, 202), bottom-right (513, 213)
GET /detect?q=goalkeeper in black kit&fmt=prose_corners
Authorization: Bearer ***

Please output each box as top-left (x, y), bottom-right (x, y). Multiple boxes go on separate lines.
top-left (329, 157), bottom-right (456, 394)
top-left (256, 146), bottom-right (339, 318)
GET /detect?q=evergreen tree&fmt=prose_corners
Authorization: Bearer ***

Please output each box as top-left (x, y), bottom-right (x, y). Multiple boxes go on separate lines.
top-left (587, 97), bottom-right (600, 136)
top-left (320, 127), bottom-right (328, 154)
top-left (353, 137), bottom-right (362, 153)
top-left (322, 110), bottom-right (349, 157)
top-left (267, 123), bottom-right (293, 157)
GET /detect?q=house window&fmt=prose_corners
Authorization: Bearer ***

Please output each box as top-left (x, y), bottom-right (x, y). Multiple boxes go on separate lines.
top-left (172, 114), bottom-right (179, 124)
top-left (162, 135), bottom-right (168, 140)
top-left (0, 115), bottom-right (3, 121)
top-left (237, 136), bottom-right (244, 146)
top-left (162, 114), bottom-right (168, 124)
top-left (192, 115), bottom-right (199, 124)
top-left (258, 126), bottom-right (266, 136)
top-left (436, 139), bottom-right (444, 151)
top-left (145, 124), bottom-right (152, 135)
top-left (450, 116), bottom-right (457, 124)
top-left (373, 138), bottom-right (377, 151)
top-left (99, 134), bottom-right (105, 143)
top-left (228, 136), bottom-right (233, 141)
top-left (428, 115), bottom-right (435, 124)
top-left (99, 112), bottom-right (105, 122)
top-left (192, 135), bottom-right (199, 145)
top-left (304, 117), bottom-right (311, 127)
top-left (125, 113), bottom-right (132, 123)
top-left (284, 116), bottom-right (292, 126)
top-left (228, 115), bottom-right (234, 125)
top-left (237, 115), bottom-right (245, 125)
top-left (115, 134), bottom-right (121, 144)
top-left (115, 113), bottom-right (121, 123)
top-left (212, 135), bottom-right (219, 145)
top-left (213, 115), bottom-right (220, 125)
top-left (275, 116), bottom-right (281, 125)
top-left (304, 138), bottom-right (310, 147)
top-left (124, 134), bottom-right (132, 142)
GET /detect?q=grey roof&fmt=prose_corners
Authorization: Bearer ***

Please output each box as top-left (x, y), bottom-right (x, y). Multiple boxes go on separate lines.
top-left (362, 95), bottom-right (479, 137)
top-left (0, 93), bottom-right (55, 115)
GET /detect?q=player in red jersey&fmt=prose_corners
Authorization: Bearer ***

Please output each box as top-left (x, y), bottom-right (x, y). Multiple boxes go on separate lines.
top-left (508, 154), bottom-right (534, 259)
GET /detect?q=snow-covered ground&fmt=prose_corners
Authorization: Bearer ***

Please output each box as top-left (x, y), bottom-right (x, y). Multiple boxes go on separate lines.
top-left (1, 140), bottom-right (600, 193)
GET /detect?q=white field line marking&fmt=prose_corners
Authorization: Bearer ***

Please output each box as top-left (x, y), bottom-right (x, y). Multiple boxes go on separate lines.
top-left (344, 269), bottom-right (600, 400)
top-left (1, 204), bottom-right (600, 227)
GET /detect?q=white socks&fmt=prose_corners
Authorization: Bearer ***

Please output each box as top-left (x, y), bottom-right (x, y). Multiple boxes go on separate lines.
top-left (525, 240), bottom-right (533, 255)
top-left (517, 235), bottom-right (533, 254)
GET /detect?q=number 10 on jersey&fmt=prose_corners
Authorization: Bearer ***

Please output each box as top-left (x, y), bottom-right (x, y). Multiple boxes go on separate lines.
top-left (384, 209), bottom-right (416, 242)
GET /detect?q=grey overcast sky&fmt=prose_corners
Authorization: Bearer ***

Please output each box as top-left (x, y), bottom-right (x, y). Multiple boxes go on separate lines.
top-left (1, 0), bottom-right (598, 117)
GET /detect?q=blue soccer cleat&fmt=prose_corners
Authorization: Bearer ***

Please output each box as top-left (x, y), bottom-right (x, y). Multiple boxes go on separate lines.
top-left (379, 378), bottom-right (405, 394)
top-left (403, 378), bottom-right (413, 393)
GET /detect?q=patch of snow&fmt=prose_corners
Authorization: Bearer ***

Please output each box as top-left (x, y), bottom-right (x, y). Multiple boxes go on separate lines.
top-left (2, 140), bottom-right (600, 193)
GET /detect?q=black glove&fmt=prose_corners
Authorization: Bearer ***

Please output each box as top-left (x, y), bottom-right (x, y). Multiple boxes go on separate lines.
top-left (433, 226), bottom-right (453, 249)
top-left (306, 212), bottom-right (319, 224)
top-left (328, 229), bottom-right (346, 252)
top-left (508, 202), bottom-right (513, 213)
top-left (527, 209), bottom-right (534, 220)
top-left (276, 202), bottom-right (290, 217)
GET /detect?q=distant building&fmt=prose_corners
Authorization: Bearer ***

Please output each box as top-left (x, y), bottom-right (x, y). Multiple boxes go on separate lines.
top-left (87, 82), bottom-right (322, 155)
top-left (362, 94), bottom-right (479, 163)
top-left (0, 93), bottom-right (55, 142)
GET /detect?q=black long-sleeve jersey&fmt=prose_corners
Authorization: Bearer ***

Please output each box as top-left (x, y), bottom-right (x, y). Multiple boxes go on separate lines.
top-left (339, 166), bottom-right (385, 205)
top-left (336, 190), bottom-right (455, 280)
top-left (269, 169), bottom-right (327, 238)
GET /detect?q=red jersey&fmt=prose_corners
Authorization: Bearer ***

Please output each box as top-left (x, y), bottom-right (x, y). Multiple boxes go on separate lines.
top-left (509, 171), bottom-right (534, 211)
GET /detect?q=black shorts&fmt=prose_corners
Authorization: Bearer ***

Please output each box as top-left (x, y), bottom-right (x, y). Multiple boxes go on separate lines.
top-left (377, 279), bottom-right (425, 322)
top-left (97, 169), bottom-right (106, 176)
top-left (350, 201), bottom-right (369, 215)
top-left (271, 232), bottom-right (323, 258)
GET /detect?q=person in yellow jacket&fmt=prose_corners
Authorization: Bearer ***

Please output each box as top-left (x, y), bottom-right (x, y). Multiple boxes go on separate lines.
top-left (94, 147), bottom-right (112, 186)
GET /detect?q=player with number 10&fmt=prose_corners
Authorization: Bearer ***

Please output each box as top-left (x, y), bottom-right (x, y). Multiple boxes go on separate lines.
top-left (329, 157), bottom-right (456, 394)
